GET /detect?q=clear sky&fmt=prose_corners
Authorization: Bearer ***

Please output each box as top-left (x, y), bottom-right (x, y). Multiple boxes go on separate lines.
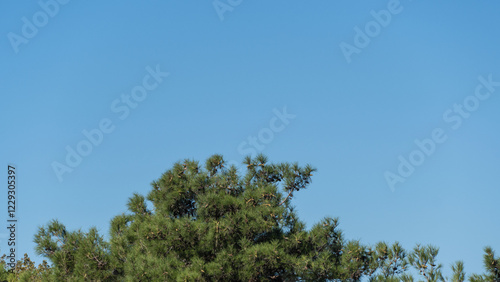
top-left (1, 0), bottom-right (499, 278)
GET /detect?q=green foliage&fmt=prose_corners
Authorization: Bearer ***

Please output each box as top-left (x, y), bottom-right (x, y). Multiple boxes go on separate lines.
top-left (21, 154), bottom-right (499, 281)
top-left (369, 242), bottom-right (409, 281)
top-left (408, 244), bottom-right (444, 281)
top-left (469, 247), bottom-right (500, 282)
top-left (0, 253), bottom-right (52, 281)
top-left (451, 261), bottom-right (466, 282)
top-left (34, 220), bottom-right (115, 280)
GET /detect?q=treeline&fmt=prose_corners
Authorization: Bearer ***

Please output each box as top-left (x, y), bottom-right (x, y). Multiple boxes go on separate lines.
top-left (1, 155), bottom-right (498, 281)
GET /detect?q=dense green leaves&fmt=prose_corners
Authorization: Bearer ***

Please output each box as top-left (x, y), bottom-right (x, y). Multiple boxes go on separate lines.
top-left (33, 220), bottom-right (115, 281)
top-left (14, 154), bottom-right (498, 281)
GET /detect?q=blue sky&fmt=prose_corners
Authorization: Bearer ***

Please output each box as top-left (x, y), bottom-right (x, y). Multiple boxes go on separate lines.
top-left (1, 0), bottom-right (499, 278)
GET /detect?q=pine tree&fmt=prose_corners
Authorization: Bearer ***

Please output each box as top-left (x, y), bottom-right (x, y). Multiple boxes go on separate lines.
top-left (0, 253), bottom-right (51, 281)
top-left (107, 154), bottom-right (347, 281)
top-left (469, 247), bottom-right (500, 282)
top-left (31, 154), bottom-right (499, 281)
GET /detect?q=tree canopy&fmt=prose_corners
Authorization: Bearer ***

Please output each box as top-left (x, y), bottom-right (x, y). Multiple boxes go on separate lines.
top-left (1, 154), bottom-right (497, 281)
